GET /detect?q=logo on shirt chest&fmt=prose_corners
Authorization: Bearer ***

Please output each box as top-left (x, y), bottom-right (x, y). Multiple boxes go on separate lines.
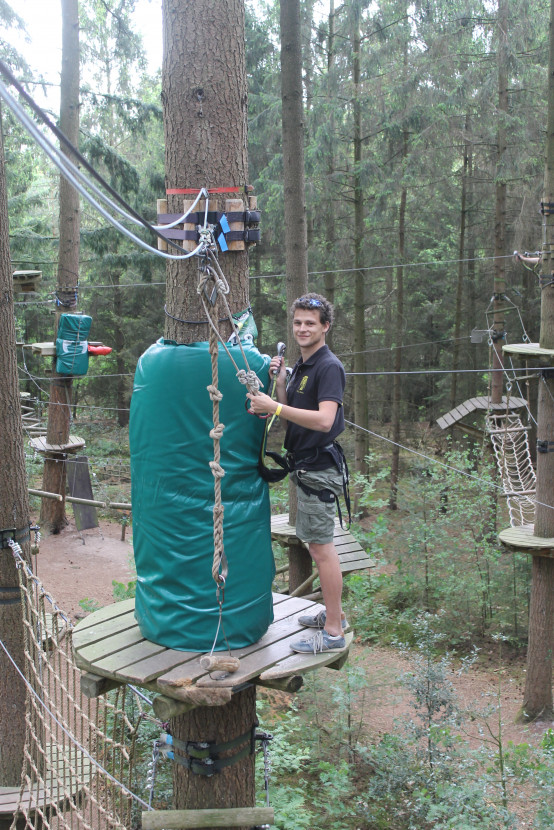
top-left (298, 375), bottom-right (309, 393)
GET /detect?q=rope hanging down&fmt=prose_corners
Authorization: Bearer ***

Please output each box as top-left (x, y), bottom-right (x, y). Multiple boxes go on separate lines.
top-left (193, 220), bottom-right (263, 666)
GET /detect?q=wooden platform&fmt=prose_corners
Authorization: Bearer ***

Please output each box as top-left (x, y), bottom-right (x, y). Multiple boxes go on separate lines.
top-left (73, 594), bottom-right (353, 706)
top-left (499, 525), bottom-right (554, 557)
top-left (270, 513), bottom-right (375, 579)
top-left (13, 270), bottom-right (42, 293)
top-left (437, 395), bottom-right (527, 430)
top-left (502, 342), bottom-right (554, 360)
top-left (30, 342), bottom-right (56, 357)
top-left (29, 435), bottom-right (85, 455)
top-left (0, 744), bottom-right (92, 825)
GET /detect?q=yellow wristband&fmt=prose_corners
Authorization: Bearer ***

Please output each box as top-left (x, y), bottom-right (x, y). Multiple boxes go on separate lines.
top-left (275, 404), bottom-right (283, 417)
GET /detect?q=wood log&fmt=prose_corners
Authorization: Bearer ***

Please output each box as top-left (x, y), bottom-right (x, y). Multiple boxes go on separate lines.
top-left (199, 655), bottom-right (240, 673)
top-left (80, 672), bottom-right (122, 699)
top-left (152, 695), bottom-right (199, 721)
top-left (256, 675), bottom-right (303, 693)
top-left (141, 807), bottom-right (274, 829)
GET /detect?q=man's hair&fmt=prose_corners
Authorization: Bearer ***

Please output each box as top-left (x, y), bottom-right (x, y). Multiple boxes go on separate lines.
top-left (290, 293), bottom-right (334, 327)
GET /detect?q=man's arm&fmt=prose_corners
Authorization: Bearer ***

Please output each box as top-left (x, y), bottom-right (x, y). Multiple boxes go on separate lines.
top-left (247, 391), bottom-right (338, 432)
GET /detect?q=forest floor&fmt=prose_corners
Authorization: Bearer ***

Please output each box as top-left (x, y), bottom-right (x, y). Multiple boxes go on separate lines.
top-left (33, 515), bottom-right (553, 760)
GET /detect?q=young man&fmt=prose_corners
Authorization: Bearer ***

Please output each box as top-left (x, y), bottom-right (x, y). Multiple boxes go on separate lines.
top-left (246, 293), bottom-right (348, 654)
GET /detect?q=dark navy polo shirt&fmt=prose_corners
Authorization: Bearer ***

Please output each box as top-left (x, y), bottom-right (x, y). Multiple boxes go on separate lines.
top-left (284, 344), bottom-right (345, 463)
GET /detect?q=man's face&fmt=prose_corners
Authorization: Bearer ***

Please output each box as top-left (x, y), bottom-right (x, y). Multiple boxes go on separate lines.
top-left (292, 308), bottom-right (330, 351)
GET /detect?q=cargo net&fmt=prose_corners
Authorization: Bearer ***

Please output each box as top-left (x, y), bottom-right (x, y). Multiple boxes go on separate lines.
top-left (486, 413), bottom-right (536, 527)
top-left (7, 542), bottom-right (144, 830)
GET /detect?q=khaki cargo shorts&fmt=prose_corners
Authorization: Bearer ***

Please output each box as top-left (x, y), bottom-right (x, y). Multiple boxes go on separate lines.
top-left (291, 466), bottom-right (344, 545)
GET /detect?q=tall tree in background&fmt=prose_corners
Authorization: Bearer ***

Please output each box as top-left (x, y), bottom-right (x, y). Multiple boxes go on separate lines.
top-left (0, 104), bottom-right (32, 789)
top-left (40, 0), bottom-right (80, 533)
top-left (521, 0), bottom-right (554, 722)
top-left (280, 0), bottom-right (312, 591)
top-left (491, 0), bottom-right (508, 406)
top-left (351, 0), bottom-right (369, 485)
top-left (162, 0), bottom-right (255, 817)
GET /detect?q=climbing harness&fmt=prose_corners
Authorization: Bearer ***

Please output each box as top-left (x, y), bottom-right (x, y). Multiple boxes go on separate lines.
top-left (294, 441), bottom-right (352, 530)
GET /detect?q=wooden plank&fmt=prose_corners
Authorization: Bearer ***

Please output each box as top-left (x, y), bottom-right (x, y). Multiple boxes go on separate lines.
top-left (195, 625), bottom-right (323, 688)
top-left (142, 807), bottom-right (274, 830)
top-left (72, 609), bottom-right (137, 649)
top-left (73, 598), bottom-right (135, 633)
top-left (334, 540), bottom-right (369, 556)
top-left (159, 609), bottom-right (319, 692)
top-left (76, 623), bottom-right (145, 665)
top-left (94, 638), bottom-right (168, 677)
top-left (340, 557), bottom-right (373, 573)
top-left (259, 632), bottom-right (354, 681)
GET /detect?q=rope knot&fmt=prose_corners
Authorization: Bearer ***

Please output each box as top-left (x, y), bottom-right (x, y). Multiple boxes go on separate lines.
top-left (209, 461), bottom-right (225, 479)
top-left (236, 369), bottom-right (261, 393)
top-left (210, 424), bottom-right (225, 440)
top-left (207, 384), bottom-right (223, 402)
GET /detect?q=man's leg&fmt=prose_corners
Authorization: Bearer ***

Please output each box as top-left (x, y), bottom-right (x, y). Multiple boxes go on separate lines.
top-left (309, 541), bottom-right (343, 638)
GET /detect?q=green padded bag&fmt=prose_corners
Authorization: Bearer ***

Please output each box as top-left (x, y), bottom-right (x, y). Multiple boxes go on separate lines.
top-left (55, 313), bottom-right (92, 376)
top-left (130, 338), bottom-right (275, 651)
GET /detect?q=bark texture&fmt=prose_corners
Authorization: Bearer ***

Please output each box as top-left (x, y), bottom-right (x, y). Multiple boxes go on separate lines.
top-left (352, 2), bottom-right (368, 488)
top-left (280, 0), bottom-right (309, 544)
top-left (171, 686), bottom-right (256, 820)
top-left (162, 2), bottom-right (256, 820)
top-left (163, 0), bottom-right (250, 342)
top-left (0, 107), bottom-right (31, 786)
top-left (522, 0), bottom-right (554, 721)
top-left (41, 0), bottom-right (80, 532)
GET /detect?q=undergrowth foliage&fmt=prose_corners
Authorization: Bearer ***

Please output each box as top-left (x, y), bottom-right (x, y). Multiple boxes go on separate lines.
top-left (256, 617), bottom-right (554, 830)
top-left (346, 447), bottom-right (531, 650)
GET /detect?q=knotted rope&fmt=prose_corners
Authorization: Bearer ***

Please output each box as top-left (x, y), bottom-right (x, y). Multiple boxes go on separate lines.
top-left (206, 319), bottom-right (228, 588)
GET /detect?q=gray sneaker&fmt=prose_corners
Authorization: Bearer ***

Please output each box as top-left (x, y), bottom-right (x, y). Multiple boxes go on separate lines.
top-left (291, 630), bottom-right (346, 654)
top-left (298, 609), bottom-right (348, 631)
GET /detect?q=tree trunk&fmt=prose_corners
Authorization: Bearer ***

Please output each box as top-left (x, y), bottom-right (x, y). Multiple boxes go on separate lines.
top-left (163, 0), bottom-right (249, 342)
top-left (41, 0), bottom-right (80, 533)
top-left (389, 134), bottom-right (407, 510)
top-left (162, 1), bottom-right (255, 819)
top-left (491, 0), bottom-right (508, 406)
top-left (522, 0), bottom-right (554, 721)
top-left (280, 0), bottom-right (309, 584)
top-left (172, 686), bottom-right (256, 817)
top-left (0, 105), bottom-right (31, 788)
top-left (450, 114), bottom-right (469, 410)
top-left (324, 0), bottom-right (336, 354)
top-left (466, 126), bottom-right (477, 399)
top-left (352, 2), bottom-right (369, 492)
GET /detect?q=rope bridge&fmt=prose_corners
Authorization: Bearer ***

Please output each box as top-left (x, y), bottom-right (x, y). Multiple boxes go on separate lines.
top-left (3, 543), bottom-right (144, 830)
top-left (486, 413), bottom-right (536, 527)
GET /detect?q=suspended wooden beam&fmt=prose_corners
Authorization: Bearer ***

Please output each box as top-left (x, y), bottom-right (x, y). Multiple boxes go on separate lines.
top-left (141, 807), bottom-right (274, 829)
top-left (27, 489), bottom-right (131, 511)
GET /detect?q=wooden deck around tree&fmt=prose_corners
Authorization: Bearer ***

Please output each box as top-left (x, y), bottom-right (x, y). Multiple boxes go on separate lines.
top-left (270, 513), bottom-right (375, 576)
top-left (29, 435), bottom-right (85, 455)
top-left (72, 594), bottom-right (353, 700)
top-left (502, 342), bottom-right (554, 359)
top-left (499, 525), bottom-right (554, 557)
